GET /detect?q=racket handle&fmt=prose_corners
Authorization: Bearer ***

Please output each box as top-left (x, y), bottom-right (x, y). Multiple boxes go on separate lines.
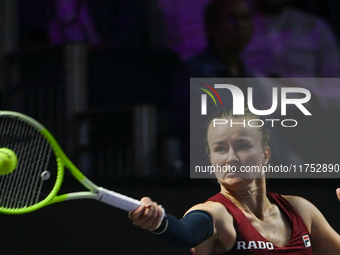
top-left (97, 187), bottom-right (142, 212)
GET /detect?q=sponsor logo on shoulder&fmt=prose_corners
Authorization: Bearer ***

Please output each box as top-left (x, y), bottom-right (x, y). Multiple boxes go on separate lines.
top-left (302, 235), bottom-right (311, 247)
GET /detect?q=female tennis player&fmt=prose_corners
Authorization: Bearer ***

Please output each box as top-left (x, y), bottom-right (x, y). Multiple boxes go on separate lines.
top-left (129, 109), bottom-right (340, 254)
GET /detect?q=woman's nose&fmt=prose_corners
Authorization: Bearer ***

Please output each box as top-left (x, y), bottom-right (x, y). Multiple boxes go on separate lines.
top-left (226, 148), bottom-right (238, 164)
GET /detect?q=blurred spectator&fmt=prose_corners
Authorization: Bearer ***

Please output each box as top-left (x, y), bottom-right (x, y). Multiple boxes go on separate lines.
top-left (175, 0), bottom-right (254, 81)
top-left (172, 0), bottom-right (253, 173)
top-left (242, 0), bottom-right (340, 78)
top-left (173, 0), bottom-right (261, 120)
top-left (152, 0), bottom-right (340, 63)
top-left (155, 0), bottom-right (211, 60)
top-left (48, 0), bottom-right (101, 46)
top-left (172, 0), bottom-right (299, 170)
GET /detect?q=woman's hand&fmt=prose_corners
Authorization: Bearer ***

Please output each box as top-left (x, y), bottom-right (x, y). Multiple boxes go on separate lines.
top-left (128, 197), bottom-right (164, 231)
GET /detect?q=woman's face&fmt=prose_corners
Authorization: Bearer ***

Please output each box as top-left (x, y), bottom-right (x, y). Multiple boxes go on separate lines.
top-left (207, 119), bottom-right (270, 186)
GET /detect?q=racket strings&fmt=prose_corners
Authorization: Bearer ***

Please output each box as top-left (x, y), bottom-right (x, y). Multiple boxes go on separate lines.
top-left (0, 117), bottom-right (23, 207)
top-left (5, 119), bottom-right (32, 208)
top-left (2, 119), bottom-right (26, 208)
top-left (17, 126), bottom-right (48, 207)
top-left (0, 116), bottom-right (53, 209)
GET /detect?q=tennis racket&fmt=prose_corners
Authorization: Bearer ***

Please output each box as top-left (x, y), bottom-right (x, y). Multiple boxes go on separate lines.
top-left (0, 111), bottom-right (143, 214)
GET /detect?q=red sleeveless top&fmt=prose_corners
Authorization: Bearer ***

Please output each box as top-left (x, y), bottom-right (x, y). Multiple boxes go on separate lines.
top-left (192, 192), bottom-right (312, 254)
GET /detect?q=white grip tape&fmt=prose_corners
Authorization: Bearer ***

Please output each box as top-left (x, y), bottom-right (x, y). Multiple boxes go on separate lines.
top-left (97, 187), bottom-right (142, 212)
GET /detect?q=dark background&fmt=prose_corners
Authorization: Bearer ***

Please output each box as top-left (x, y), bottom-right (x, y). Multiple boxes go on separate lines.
top-left (1, 0), bottom-right (340, 254)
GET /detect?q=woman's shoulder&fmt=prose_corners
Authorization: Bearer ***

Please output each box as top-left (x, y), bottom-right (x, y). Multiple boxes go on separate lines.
top-left (186, 200), bottom-right (229, 218)
top-left (281, 195), bottom-right (314, 209)
top-left (281, 195), bottom-right (315, 232)
top-left (186, 200), bottom-right (235, 230)
top-left (281, 194), bottom-right (317, 215)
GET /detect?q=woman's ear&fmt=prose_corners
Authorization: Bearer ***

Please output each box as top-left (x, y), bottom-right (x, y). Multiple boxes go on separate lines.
top-left (262, 146), bottom-right (271, 165)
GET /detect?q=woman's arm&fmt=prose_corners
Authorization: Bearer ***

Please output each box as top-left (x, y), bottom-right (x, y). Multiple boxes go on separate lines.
top-left (128, 197), bottom-right (213, 249)
top-left (129, 197), bottom-right (236, 253)
top-left (285, 195), bottom-right (340, 255)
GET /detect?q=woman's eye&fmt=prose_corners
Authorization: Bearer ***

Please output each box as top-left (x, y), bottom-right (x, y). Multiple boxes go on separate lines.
top-left (216, 147), bottom-right (227, 153)
top-left (238, 144), bottom-right (249, 150)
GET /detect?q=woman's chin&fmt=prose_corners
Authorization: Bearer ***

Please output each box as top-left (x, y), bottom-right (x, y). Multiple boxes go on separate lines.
top-left (219, 172), bottom-right (250, 180)
top-left (218, 175), bottom-right (245, 185)
top-left (218, 173), bottom-right (261, 186)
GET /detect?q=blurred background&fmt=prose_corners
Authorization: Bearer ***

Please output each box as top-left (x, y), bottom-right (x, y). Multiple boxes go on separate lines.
top-left (0, 0), bottom-right (340, 254)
